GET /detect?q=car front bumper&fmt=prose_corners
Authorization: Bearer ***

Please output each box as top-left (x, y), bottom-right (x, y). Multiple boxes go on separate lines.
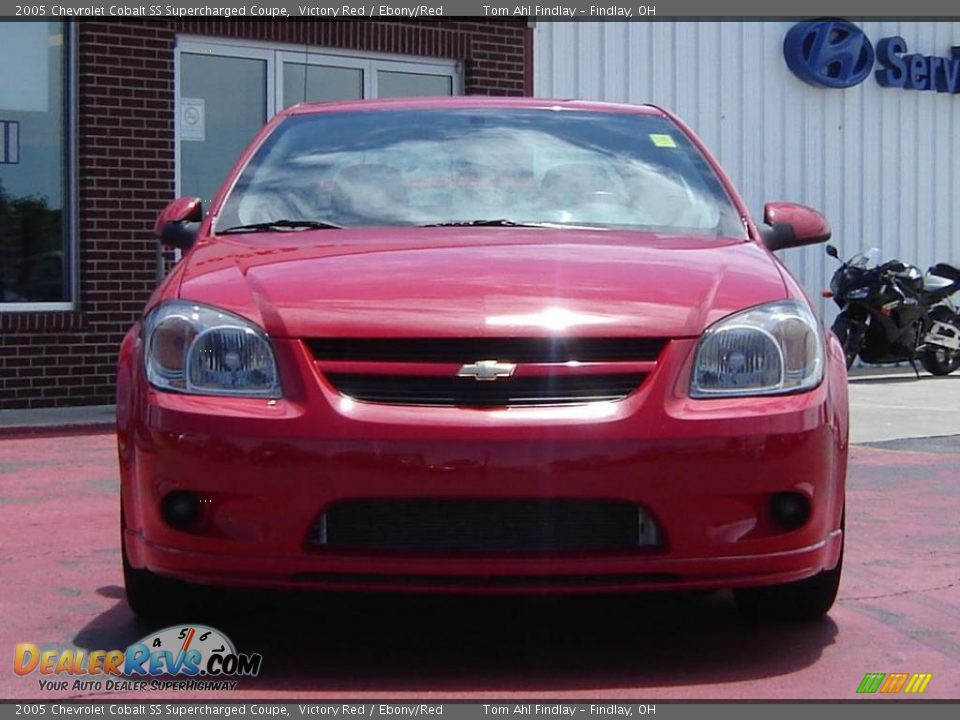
top-left (120, 337), bottom-right (848, 594)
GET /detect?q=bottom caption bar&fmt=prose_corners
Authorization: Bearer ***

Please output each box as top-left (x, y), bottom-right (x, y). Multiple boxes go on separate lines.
top-left (1, 705), bottom-right (957, 720)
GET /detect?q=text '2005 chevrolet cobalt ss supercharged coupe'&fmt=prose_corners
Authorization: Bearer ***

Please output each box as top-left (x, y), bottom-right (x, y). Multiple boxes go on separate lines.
top-left (117, 97), bottom-right (848, 621)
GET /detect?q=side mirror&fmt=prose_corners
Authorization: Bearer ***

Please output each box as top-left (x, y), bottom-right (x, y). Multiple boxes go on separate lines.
top-left (760, 201), bottom-right (831, 252)
top-left (154, 197), bottom-right (203, 251)
top-left (825, 244), bottom-right (840, 259)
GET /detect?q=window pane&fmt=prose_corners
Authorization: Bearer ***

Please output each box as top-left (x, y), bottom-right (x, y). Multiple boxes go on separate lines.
top-left (283, 62), bottom-right (363, 107)
top-left (0, 21), bottom-right (69, 304)
top-left (377, 71), bottom-right (453, 98)
top-left (179, 53), bottom-right (267, 206)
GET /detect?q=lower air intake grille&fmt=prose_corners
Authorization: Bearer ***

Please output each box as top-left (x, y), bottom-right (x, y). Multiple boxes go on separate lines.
top-left (290, 572), bottom-right (678, 587)
top-left (311, 500), bottom-right (658, 553)
top-left (325, 373), bottom-right (645, 407)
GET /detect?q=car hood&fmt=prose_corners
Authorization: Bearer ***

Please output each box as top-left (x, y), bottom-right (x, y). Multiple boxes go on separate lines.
top-left (176, 228), bottom-right (787, 339)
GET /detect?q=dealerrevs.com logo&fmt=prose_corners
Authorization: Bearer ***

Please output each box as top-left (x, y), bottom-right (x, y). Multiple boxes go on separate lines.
top-left (14, 625), bottom-right (262, 692)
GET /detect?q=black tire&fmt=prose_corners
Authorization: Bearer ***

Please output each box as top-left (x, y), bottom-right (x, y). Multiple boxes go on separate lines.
top-left (919, 308), bottom-right (960, 376)
top-left (831, 315), bottom-right (862, 370)
top-left (735, 524), bottom-right (843, 622)
top-left (123, 546), bottom-right (183, 622)
top-left (920, 347), bottom-right (960, 376)
top-left (122, 508), bottom-right (210, 622)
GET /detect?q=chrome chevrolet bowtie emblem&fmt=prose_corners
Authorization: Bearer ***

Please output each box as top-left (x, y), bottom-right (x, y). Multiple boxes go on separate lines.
top-left (457, 360), bottom-right (517, 381)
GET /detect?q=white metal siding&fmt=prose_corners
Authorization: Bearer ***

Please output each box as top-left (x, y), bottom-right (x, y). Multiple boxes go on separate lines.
top-left (535, 21), bottom-right (960, 322)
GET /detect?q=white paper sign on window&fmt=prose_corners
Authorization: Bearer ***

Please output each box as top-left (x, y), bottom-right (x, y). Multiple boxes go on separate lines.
top-left (180, 98), bottom-right (206, 142)
top-left (0, 120), bottom-right (19, 164)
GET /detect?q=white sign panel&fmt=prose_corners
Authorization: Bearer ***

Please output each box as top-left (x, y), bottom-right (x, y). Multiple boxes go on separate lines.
top-left (0, 23), bottom-right (50, 113)
top-left (0, 120), bottom-right (19, 164)
top-left (180, 98), bottom-right (206, 142)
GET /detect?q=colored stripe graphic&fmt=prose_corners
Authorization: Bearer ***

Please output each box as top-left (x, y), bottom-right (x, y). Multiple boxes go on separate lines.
top-left (904, 673), bottom-right (933, 694)
top-left (857, 673), bottom-right (885, 693)
top-left (879, 672), bottom-right (909, 693)
top-left (857, 672), bottom-right (932, 694)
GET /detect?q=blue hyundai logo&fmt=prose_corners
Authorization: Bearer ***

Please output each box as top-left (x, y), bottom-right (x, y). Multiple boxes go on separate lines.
top-left (784, 19), bottom-right (875, 89)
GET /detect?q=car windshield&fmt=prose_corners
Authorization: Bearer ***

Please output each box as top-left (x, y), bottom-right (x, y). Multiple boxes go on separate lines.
top-left (215, 108), bottom-right (746, 237)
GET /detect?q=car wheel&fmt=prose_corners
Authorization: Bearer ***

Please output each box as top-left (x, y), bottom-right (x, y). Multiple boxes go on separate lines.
top-left (735, 521), bottom-right (844, 622)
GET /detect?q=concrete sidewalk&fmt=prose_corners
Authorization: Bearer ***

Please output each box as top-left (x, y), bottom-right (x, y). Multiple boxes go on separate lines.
top-left (0, 404), bottom-right (114, 435)
top-left (848, 372), bottom-right (960, 444)
top-left (2, 370), bottom-right (958, 444)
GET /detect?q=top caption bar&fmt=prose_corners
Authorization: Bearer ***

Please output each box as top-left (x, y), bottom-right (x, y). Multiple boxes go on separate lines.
top-left (3, 1), bottom-right (960, 19)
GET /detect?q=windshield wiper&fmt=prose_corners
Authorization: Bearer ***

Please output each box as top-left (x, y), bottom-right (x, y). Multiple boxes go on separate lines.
top-left (419, 219), bottom-right (606, 230)
top-left (420, 219), bottom-right (535, 228)
top-left (218, 219), bottom-right (343, 234)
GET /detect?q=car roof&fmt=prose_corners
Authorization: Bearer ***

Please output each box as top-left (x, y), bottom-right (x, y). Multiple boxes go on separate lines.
top-left (283, 96), bottom-right (665, 117)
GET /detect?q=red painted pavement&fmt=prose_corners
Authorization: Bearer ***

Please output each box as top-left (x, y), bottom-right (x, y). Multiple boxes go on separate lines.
top-left (1, 432), bottom-right (958, 700)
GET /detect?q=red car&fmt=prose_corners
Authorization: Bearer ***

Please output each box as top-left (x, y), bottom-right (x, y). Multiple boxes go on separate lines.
top-left (117, 97), bottom-right (848, 621)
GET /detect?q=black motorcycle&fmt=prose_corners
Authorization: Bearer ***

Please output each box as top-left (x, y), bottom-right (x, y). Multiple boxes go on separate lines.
top-left (825, 245), bottom-right (960, 375)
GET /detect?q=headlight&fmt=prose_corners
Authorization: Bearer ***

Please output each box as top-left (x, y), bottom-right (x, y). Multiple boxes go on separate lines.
top-left (690, 300), bottom-right (823, 398)
top-left (144, 300), bottom-right (281, 398)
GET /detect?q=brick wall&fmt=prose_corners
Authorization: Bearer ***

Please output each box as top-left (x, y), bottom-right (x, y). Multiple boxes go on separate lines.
top-left (0, 19), bottom-right (530, 410)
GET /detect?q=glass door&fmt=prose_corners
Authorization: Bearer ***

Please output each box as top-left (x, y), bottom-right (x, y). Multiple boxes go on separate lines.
top-left (176, 39), bottom-right (459, 205)
top-left (276, 50), bottom-right (457, 109)
top-left (375, 70), bottom-right (454, 98)
top-left (279, 53), bottom-right (366, 108)
top-left (177, 44), bottom-right (273, 205)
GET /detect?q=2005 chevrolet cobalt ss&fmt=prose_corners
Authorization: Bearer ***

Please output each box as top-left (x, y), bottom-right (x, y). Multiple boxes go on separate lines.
top-left (117, 98), bottom-right (848, 621)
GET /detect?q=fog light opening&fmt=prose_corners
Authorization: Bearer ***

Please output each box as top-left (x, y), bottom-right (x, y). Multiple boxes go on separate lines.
top-left (161, 491), bottom-right (200, 529)
top-left (771, 492), bottom-right (811, 530)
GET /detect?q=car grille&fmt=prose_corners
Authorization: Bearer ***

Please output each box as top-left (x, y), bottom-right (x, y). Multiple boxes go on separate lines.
top-left (325, 373), bottom-right (645, 407)
top-left (306, 337), bottom-right (667, 363)
top-left (309, 500), bottom-right (661, 553)
top-left (307, 337), bottom-right (665, 408)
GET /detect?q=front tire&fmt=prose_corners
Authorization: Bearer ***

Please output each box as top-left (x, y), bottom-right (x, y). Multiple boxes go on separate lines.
top-left (734, 558), bottom-right (842, 621)
top-left (832, 315), bottom-right (863, 370)
top-left (122, 506), bottom-right (211, 622)
top-left (122, 540), bottom-right (191, 621)
top-left (735, 520), bottom-right (843, 621)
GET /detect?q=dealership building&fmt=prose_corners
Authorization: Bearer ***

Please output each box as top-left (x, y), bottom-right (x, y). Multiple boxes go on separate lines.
top-left (2, 18), bottom-right (959, 409)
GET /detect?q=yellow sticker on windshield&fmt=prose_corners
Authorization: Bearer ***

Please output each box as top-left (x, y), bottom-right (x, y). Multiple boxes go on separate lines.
top-left (649, 133), bottom-right (677, 148)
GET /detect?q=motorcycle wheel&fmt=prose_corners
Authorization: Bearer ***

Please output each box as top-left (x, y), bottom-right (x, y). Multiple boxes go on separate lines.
top-left (832, 316), bottom-right (862, 370)
top-left (920, 307), bottom-right (960, 376)
top-left (920, 347), bottom-right (960, 376)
